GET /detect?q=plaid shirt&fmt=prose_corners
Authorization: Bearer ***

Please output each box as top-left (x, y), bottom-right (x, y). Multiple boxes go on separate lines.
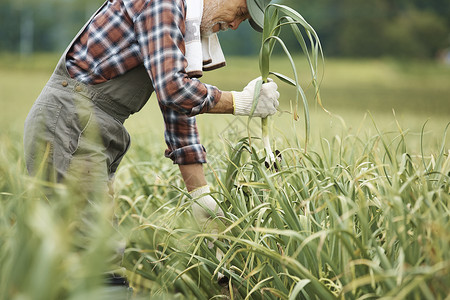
top-left (66, 0), bottom-right (221, 164)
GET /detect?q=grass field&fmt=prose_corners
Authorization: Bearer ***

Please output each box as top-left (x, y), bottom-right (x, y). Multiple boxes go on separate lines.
top-left (0, 53), bottom-right (449, 299)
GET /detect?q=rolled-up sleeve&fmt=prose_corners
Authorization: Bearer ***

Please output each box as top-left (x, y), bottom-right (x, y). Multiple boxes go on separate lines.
top-left (159, 104), bottom-right (207, 164)
top-left (132, 0), bottom-right (220, 164)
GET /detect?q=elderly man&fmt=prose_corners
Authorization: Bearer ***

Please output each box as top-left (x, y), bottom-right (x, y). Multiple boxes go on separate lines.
top-left (24, 0), bottom-right (276, 287)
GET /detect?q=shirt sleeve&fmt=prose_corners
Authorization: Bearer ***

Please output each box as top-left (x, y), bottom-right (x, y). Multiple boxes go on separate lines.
top-left (131, 0), bottom-right (218, 164)
top-left (159, 103), bottom-right (207, 165)
top-left (133, 0), bottom-right (221, 116)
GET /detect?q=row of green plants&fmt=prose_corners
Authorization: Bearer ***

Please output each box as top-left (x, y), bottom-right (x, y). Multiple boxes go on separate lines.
top-left (2, 98), bottom-right (449, 298)
top-left (0, 118), bottom-right (449, 299)
top-left (116, 119), bottom-right (449, 299)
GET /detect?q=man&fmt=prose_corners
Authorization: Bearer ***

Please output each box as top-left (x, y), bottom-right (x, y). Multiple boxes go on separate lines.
top-left (23, 0), bottom-right (277, 287)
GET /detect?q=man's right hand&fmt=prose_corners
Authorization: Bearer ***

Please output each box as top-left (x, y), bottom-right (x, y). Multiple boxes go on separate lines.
top-left (232, 77), bottom-right (280, 118)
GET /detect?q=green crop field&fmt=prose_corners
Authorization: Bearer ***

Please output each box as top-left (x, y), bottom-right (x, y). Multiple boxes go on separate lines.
top-left (0, 54), bottom-right (449, 299)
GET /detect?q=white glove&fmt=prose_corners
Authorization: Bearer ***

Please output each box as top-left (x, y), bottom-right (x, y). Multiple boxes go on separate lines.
top-left (190, 186), bottom-right (224, 233)
top-left (190, 186), bottom-right (229, 285)
top-left (232, 77), bottom-right (280, 118)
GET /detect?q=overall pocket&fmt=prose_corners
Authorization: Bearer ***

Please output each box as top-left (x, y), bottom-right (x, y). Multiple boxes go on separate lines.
top-left (65, 92), bottom-right (97, 156)
top-left (23, 99), bottom-right (63, 176)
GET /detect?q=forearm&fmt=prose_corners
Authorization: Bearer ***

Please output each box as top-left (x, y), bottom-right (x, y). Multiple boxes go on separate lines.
top-left (179, 163), bottom-right (208, 192)
top-left (207, 91), bottom-right (234, 114)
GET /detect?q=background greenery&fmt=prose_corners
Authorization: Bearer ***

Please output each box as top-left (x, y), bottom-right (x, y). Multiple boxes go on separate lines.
top-left (1, 0), bottom-right (449, 59)
top-left (2, 53), bottom-right (449, 139)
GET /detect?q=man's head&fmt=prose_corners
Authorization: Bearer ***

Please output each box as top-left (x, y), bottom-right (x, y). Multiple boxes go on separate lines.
top-left (200, 0), bottom-right (271, 36)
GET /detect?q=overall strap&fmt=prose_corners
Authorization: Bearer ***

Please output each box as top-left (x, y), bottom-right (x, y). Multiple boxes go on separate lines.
top-left (50, 0), bottom-right (154, 122)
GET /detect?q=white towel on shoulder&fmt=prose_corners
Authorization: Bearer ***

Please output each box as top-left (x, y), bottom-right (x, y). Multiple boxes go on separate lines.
top-left (185, 0), bottom-right (226, 78)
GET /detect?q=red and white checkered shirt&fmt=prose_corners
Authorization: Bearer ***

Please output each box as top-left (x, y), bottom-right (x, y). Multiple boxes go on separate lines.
top-left (66, 0), bottom-right (221, 164)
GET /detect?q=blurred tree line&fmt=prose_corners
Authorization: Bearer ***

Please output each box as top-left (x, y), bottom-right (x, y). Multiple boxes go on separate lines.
top-left (281, 0), bottom-right (450, 59)
top-left (1, 0), bottom-right (449, 59)
top-left (0, 0), bottom-right (103, 54)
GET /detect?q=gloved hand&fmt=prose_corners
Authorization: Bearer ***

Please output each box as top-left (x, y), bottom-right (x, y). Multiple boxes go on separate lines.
top-left (232, 77), bottom-right (280, 118)
top-left (190, 186), bottom-right (224, 236)
top-left (190, 185), bottom-right (228, 285)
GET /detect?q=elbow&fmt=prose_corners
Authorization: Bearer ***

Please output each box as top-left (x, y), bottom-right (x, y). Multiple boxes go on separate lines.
top-left (156, 77), bottom-right (192, 114)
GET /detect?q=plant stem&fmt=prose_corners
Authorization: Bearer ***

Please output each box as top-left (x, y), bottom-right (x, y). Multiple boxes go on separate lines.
top-left (261, 117), bottom-right (275, 166)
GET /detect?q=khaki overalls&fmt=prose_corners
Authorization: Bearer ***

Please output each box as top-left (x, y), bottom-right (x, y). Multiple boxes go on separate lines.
top-left (24, 1), bottom-right (154, 192)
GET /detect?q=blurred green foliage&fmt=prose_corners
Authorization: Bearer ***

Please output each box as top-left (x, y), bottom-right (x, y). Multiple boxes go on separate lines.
top-left (280, 0), bottom-right (450, 58)
top-left (0, 0), bottom-right (449, 59)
